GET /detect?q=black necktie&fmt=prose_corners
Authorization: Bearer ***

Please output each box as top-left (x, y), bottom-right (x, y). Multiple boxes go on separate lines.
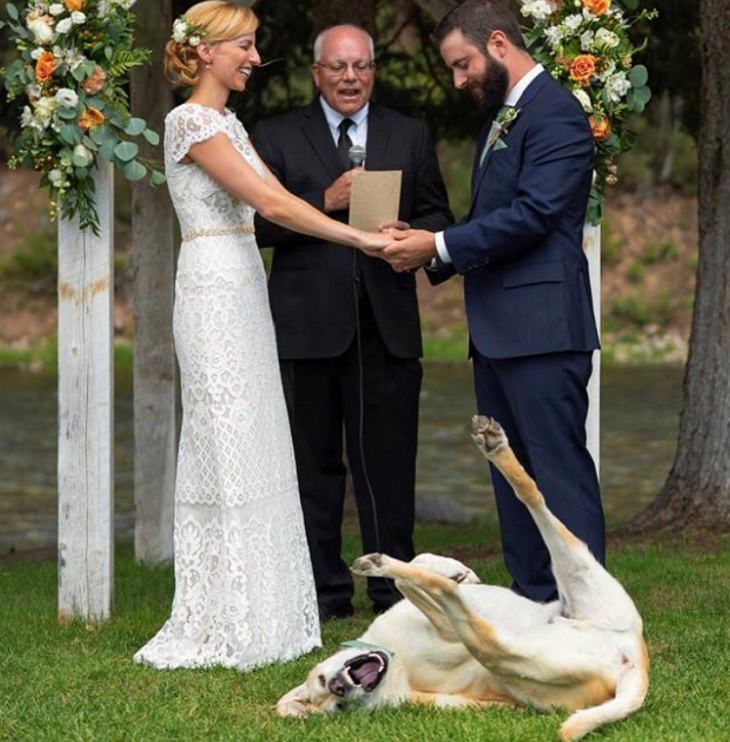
top-left (337, 118), bottom-right (354, 170)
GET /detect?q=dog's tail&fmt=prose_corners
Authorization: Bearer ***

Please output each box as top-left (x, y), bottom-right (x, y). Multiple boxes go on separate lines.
top-left (558, 642), bottom-right (649, 741)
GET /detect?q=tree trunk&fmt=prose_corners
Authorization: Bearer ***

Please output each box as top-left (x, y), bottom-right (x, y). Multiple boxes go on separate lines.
top-left (409, 0), bottom-right (458, 23)
top-left (626, 0), bottom-right (730, 532)
top-left (312, 0), bottom-right (375, 34)
top-left (130, 0), bottom-right (178, 562)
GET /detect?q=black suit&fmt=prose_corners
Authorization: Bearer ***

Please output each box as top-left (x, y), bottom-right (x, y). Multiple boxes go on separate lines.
top-left (253, 99), bottom-right (452, 614)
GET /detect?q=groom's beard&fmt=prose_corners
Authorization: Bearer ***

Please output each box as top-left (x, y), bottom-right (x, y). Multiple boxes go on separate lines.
top-left (468, 54), bottom-right (509, 119)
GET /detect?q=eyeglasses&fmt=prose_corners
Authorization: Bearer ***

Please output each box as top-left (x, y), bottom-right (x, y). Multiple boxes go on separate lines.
top-left (313, 60), bottom-right (376, 77)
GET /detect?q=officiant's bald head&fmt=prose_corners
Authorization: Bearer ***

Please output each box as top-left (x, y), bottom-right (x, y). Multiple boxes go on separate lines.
top-left (312, 25), bottom-right (376, 117)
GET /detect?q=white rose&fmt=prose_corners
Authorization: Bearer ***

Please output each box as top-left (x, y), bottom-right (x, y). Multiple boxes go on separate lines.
top-left (27, 19), bottom-right (55, 45)
top-left (54, 88), bottom-right (79, 108)
top-left (70, 11), bottom-right (86, 25)
top-left (580, 30), bottom-right (594, 51)
top-left (172, 19), bottom-right (187, 43)
top-left (73, 144), bottom-right (94, 167)
top-left (55, 17), bottom-right (73, 33)
top-left (572, 88), bottom-right (593, 113)
top-left (49, 169), bottom-right (64, 186)
top-left (563, 14), bottom-right (583, 33)
top-left (49, 4), bottom-right (65, 15)
top-left (594, 28), bottom-right (620, 50)
top-left (605, 72), bottom-right (632, 103)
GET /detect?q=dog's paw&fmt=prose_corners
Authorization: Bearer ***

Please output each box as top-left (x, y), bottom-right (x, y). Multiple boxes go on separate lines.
top-left (411, 553), bottom-right (481, 584)
top-left (351, 553), bottom-right (387, 576)
top-left (470, 415), bottom-right (508, 456)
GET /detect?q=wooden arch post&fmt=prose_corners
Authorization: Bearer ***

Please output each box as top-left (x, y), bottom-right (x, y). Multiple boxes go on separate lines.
top-left (57, 164), bottom-right (115, 621)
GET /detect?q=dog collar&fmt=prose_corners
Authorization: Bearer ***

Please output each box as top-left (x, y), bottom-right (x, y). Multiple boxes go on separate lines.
top-left (340, 639), bottom-right (394, 658)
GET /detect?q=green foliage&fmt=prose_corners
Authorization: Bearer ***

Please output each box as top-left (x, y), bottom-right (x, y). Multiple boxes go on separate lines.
top-left (626, 261), bottom-right (644, 284)
top-left (0, 218), bottom-right (56, 287)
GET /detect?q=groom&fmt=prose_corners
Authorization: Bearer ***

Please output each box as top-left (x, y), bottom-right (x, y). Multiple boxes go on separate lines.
top-left (383, 0), bottom-right (605, 603)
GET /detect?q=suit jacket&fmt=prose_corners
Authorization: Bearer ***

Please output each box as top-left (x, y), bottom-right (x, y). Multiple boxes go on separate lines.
top-left (252, 99), bottom-right (452, 360)
top-left (432, 71), bottom-right (600, 360)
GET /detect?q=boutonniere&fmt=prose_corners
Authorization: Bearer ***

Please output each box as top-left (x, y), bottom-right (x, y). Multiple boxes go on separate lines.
top-left (487, 106), bottom-right (521, 151)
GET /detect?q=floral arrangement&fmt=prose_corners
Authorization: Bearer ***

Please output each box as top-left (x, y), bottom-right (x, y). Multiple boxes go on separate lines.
top-left (0, 0), bottom-right (164, 234)
top-left (521, 0), bottom-right (657, 223)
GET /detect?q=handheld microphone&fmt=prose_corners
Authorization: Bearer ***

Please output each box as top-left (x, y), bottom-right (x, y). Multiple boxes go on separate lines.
top-left (348, 144), bottom-right (366, 169)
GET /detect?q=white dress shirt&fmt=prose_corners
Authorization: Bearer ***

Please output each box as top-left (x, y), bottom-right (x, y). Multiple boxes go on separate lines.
top-left (434, 63), bottom-right (545, 264)
top-left (319, 96), bottom-right (369, 151)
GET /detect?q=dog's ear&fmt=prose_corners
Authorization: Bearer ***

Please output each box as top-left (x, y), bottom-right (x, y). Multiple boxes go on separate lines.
top-left (276, 683), bottom-right (314, 717)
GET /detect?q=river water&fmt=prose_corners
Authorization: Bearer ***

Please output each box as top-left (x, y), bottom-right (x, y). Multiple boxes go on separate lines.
top-left (0, 362), bottom-right (682, 554)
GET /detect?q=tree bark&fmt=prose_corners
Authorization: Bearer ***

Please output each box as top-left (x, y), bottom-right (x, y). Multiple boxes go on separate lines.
top-left (130, 0), bottom-right (178, 562)
top-left (626, 0), bottom-right (730, 532)
top-left (410, 0), bottom-right (459, 23)
top-left (311, 0), bottom-right (376, 34)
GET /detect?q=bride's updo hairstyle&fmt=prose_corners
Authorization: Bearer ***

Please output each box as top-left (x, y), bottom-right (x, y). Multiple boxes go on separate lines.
top-left (164, 0), bottom-right (259, 88)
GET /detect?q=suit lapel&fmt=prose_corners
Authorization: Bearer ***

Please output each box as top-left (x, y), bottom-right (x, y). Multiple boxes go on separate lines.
top-left (364, 106), bottom-right (390, 170)
top-left (301, 99), bottom-right (342, 181)
top-left (469, 71), bottom-right (551, 211)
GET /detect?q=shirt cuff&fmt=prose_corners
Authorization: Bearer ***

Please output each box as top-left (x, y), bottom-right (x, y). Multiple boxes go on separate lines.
top-left (434, 231), bottom-right (452, 264)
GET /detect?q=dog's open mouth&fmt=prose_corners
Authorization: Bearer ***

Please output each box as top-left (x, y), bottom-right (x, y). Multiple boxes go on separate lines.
top-left (343, 651), bottom-right (389, 692)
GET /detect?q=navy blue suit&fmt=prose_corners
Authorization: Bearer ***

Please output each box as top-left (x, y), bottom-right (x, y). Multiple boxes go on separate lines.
top-left (435, 71), bottom-right (605, 601)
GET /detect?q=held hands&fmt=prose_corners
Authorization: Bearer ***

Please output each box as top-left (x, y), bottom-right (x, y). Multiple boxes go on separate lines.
top-left (382, 227), bottom-right (437, 272)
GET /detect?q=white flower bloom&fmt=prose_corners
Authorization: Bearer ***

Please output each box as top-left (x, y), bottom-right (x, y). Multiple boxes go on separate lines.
top-left (21, 105), bottom-right (35, 129)
top-left (544, 25), bottom-right (563, 48)
top-left (54, 88), bottom-right (79, 108)
top-left (563, 14), bottom-right (583, 33)
top-left (55, 17), bottom-right (72, 33)
top-left (73, 144), bottom-right (94, 167)
top-left (582, 7), bottom-right (594, 21)
top-left (598, 59), bottom-right (616, 82)
top-left (34, 96), bottom-right (57, 129)
top-left (580, 30), bottom-right (594, 51)
top-left (70, 11), bottom-right (86, 25)
top-left (96, 0), bottom-right (111, 16)
top-left (49, 3), bottom-right (64, 15)
top-left (172, 19), bottom-right (187, 42)
top-left (30, 47), bottom-right (45, 60)
top-left (188, 35), bottom-right (200, 47)
top-left (49, 169), bottom-right (64, 186)
top-left (594, 28), bottom-right (620, 50)
top-left (115, 0), bottom-right (137, 9)
top-left (605, 72), bottom-right (632, 103)
top-left (521, 1), bottom-right (553, 24)
top-left (27, 19), bottom-right (55, 45)
top-left (572, 88), bottom-right (593, 113)
top-left (25, 83), bottom-right (43, 102)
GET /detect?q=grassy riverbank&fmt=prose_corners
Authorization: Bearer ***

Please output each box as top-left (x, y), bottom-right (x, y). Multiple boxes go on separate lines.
top-left (1, 521), bottom-right (727, 741)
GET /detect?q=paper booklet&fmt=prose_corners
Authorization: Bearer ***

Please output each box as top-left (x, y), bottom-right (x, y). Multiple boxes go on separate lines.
top-left (348, 170), bottom-right (403, 232)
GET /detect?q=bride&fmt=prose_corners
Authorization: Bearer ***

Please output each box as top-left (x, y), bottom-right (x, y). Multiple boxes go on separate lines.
top-left (134, 0), bottom-right (389, 671)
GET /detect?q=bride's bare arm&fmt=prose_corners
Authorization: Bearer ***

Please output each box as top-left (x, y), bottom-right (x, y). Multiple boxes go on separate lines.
top-left (186, 132), bottom-right (385, 252)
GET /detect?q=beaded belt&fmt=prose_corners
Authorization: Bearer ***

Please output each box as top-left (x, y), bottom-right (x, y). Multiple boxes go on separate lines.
top-left (182, 224), bottom-right (255, 242)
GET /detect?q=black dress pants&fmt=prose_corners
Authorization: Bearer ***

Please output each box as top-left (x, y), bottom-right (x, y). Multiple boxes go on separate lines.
top-left (280, 295), bottom-right (421, 613)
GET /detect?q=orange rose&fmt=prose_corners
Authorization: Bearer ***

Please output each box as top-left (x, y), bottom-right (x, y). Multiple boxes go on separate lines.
top-left (569, 54), bottom-right (597, 87)
top-left (82, 67), bottom-right (107, 95)
top-left (589, 115), bottom-right (611, 140)
top-left (582, 0), bottom-right (611, 16)
top-left (35, 52), bottom-right (56, 84)
top-left (64, 0), bottom-right (84, 11)
top-left (78, 107), bottom-right (105, 132)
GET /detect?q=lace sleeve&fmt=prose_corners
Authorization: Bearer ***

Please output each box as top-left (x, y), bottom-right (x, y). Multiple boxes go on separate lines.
top-left (165, 104), bottom-right (227, 164)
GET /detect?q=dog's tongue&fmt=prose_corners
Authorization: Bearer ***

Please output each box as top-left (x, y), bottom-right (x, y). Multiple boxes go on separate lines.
top-left (349, 659), bottom-right (382, 690)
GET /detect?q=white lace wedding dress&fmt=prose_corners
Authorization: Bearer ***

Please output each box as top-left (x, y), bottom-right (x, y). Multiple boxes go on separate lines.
top-left (133, 103), bottom-right (321, 670)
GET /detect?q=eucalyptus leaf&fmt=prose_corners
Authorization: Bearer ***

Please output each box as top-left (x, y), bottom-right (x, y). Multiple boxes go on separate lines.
top-left (634, 86), bottom-right (652, 105)
top-left (123, 160), bottom-right (147, 182)
top-left (628, 65), bottom-right (648, 88)
top-left (71, 66), bottom-right (87, 83)
top-left (90, 125), bottom-right (113, 146)
top-left (74, 166), bottom-right (89, 180)
top-left (99, 140), bottom-right (116, 161)
top-left (6, 3), bottom-right (18, 21)
top-left (57, 107), bottom-right (80, 120)
top-left (114, 141), bottom-right (139, 162)
top-left (150, 170), bottom-right (166, 187)
top-left (124, 117), bottom-right (146, 136)
top-left (142, 129), bottom-right (160, 146)
top-left (59, 125), bottom-right (82, 146)
top-left (72, 151), bottom-right (90, 167)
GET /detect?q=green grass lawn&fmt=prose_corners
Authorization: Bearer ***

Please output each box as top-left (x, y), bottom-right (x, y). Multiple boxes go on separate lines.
top-left (1, 521), bottom-right (728, 741)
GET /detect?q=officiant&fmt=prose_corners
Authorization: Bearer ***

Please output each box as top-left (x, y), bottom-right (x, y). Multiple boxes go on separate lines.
top-left (253, 24), bottom-right (452, 621)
